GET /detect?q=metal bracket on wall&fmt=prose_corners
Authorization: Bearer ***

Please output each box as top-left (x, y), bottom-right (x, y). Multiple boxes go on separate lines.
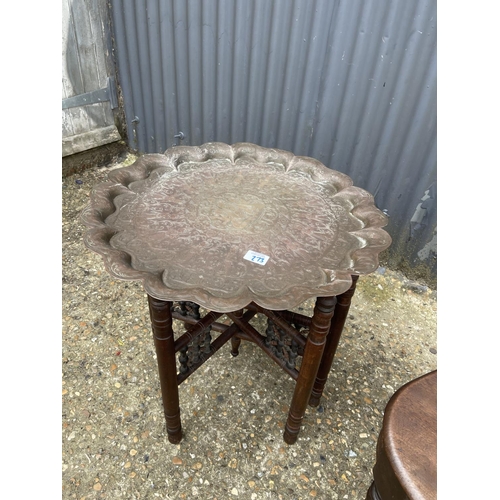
top-left (174, 131), bottom-right (185, 146)
top-left (62, 76), bottom-right (118, 110)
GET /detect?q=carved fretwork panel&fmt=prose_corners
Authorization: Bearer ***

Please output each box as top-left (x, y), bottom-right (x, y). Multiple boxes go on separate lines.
top-left (178, 325), bottom-right (213, 374)
top-left (171, 301), bottom-right (201, 320)
top-left (265, 318), bottom-right (306, 370)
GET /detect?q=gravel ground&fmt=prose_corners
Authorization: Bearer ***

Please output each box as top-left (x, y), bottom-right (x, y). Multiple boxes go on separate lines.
top-left (62, 154), bottom-right (437, 500)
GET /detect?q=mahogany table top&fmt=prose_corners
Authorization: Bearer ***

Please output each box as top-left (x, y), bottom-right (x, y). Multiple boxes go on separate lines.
top-left (380, 370), bottom-right (437, 500)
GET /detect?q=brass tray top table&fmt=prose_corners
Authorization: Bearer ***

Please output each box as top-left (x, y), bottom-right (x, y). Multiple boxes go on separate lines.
top-left (81, 142), bottom-right (391, 444)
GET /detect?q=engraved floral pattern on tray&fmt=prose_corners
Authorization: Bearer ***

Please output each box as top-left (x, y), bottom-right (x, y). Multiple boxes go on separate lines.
top-left (81, 142), bottom-right (391, 312)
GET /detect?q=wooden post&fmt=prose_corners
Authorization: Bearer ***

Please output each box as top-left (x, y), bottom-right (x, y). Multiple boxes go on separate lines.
top-left (230, 309), bottom-right (244, 356)
top-left (147, 295), bottom-right (182, 444)
top-left (283, 295), bottom-right (336, 444)
top-left (309, 275), bottom-right (358, 407)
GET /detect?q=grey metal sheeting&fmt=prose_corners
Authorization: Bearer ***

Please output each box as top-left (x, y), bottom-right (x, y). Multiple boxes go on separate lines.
top-left (110, 0), bottom-right (436, 277)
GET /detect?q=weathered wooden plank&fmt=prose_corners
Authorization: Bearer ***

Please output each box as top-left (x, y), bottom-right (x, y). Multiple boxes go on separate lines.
top-left (69, 0), bottom-right (100, 91)
top-left (62, 124), bottom-right (121, 156)
top-left (88, 0), bottom-right (108, 88)
top-left (63, 0), bottom-right (91, 136)
top-left (69, 0), bottom-right (108, 129)
top-left (88, 0), bottom-right (114, 124)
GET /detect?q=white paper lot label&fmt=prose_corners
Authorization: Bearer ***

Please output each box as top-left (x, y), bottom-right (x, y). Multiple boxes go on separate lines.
top-left (243, 250), bottom-right (270, 266)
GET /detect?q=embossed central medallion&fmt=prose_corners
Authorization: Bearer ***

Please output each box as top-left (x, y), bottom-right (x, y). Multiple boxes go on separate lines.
top-left (197, 192), bottom-right (268, 233)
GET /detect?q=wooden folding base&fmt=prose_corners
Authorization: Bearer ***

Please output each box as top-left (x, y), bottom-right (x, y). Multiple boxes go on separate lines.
top-left (147, 276), bottom-right (358, 445)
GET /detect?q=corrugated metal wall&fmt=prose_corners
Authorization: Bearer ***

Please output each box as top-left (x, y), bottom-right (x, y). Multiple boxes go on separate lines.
top-left (110, 0), bottom-right (437, 278)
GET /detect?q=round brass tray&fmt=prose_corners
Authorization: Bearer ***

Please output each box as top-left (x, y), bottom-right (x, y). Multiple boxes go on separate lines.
top-left (81, 142), bottom-right (391, 312)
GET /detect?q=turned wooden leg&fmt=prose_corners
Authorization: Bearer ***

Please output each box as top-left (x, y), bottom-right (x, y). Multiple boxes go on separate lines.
top-left (147, 295), bottom-right (182, 444)
top-left (283, 296), bottom-right (336, 444)
top-left (230, 309), bottom-right (244, 356)
top-left (309, 275), bottom-right (358, 407)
